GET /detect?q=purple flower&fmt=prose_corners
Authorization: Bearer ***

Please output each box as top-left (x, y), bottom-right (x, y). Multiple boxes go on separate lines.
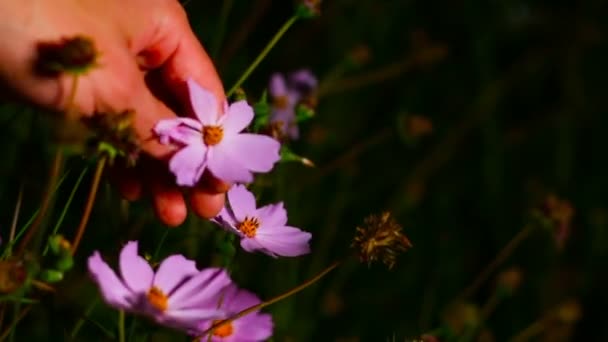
top-left (87, 241), bottom-right (231, 332)
top-left (196, 283), bottom-right (273, 341)
top-left (269, 69), bottom-right (317, 140)
top-left (154, 79), bottom-right (281, 186)
top-left (214, 185), bottom-right (311, 257)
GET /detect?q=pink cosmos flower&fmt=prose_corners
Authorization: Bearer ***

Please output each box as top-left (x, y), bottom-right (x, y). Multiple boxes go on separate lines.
top-left (196, 283), bottom-right (273, 341)
top-left (213, 185), bottom-right (311, 257)
top-left (269, 69), bottom-right (317, 140)
top-left (88, 241), bottom-right (231, 332)
top-left (154, 79), bottom-right (281, 186)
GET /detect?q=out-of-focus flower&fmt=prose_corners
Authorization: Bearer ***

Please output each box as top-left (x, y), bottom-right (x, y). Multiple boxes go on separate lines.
top-left (496, 267), bottom-right (523, 295)
top-left (196, 283), bottom-right (273, 341)
top-left (88, 241), bottom-right (230, 332)
top-left (442, 301), bottom-right (480, 336)
top-left (297, 0), bottom-right (321, 18)
top-left (536, 194), bottom-right (574, 250)
top-left (214, 185), bottom-right (311, 257)
top-left (405, 115), bottom-right (433, 140)
top-left (0, 260), bottom-right (27, 294)
top-left (351, 212), bottom-right (412, 269)
top-left (36, 36), bottom-right (99, 76)
top-left (269, 69), bottom-right (318, 140)
top-left (154, 79), bottom-right (281, 185)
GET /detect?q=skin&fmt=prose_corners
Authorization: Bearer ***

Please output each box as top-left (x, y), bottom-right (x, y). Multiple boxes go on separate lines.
top-left (0, 0), bottom-right (230, 226)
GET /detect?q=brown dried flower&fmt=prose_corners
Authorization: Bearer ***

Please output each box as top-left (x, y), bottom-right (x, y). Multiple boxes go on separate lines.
top-left (352, 212), bottom-right (412, 269)
top-left (84, 110), bottom-right (140, 165)
top-left (36, 36), bottom-right (99, 76)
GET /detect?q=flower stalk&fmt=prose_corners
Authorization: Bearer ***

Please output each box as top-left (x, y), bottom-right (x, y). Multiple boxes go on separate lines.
top-left (71, 155), bottom-right (107, 254)
top-left (226, 15), bottom-right (299, 97)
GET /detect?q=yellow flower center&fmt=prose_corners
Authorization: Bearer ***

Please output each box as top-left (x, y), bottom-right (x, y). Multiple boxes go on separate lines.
top-left (147, 286), bottom-right (168, 312)
top-left (273, 95), bottom-right (290, 109)
top-left (237, 217), bottom-right (260, 238)
top-left (212, 320), bottom-right (234, 338)
top-left (202, 125), bottom-right (224, 146)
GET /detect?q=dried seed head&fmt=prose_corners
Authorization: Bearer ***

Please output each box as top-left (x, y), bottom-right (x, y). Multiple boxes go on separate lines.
top-left (0, 260), bottom-right (27, 294)
top-left (351, 212), bottom-right (412, 269)
top-left (535, 194), bottom-right (574, 249)
top-left (84, 110), bottom-right (141, 165)
top-left (36, 36), bottom-right (99, 76)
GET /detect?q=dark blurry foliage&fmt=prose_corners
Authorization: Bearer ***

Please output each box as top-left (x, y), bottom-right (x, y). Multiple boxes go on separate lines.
top-left (1, 0), bottom-right (607, 340)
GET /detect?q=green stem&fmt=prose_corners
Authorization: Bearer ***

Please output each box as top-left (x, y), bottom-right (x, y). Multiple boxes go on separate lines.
top-left (43, 166), bottom-right (89, 256)
top-left (152, 229), bottom-right (170, 260)
top-left (197, 260), bottom-right (340, 340)
top-left (69, 297), bottom-right (99, 338)
top-left (210, 0), bottom-right (234, 60)
top-left (16, 151), bottom-right (64, 256)
top-left (226, 15), bottom-right (299, 97)
top-left (459, 225), bottom-right (534, 299)
top-left (118, 310), bottom-right (125, 342)
top-left (71, 156), bottom-right (107, 255)
top-left (1, 170), bottom-right (70, 259)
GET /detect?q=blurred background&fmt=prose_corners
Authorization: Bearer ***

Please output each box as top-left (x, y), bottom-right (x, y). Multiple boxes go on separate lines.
top-left (1, 0), bottom-right (608, 340)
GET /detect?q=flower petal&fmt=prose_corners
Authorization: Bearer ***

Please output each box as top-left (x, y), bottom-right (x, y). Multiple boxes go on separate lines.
top-left (187, 78), bottom-right (219, 125)
top-left (169, 143), bottom-right (207, 187)
top-left (169, 268), bottom-right (231, 309)
top-left (154, 118), bottom-right (202, 145)
top-left (269, 73), bottom-right (287, 97)
top-left (255, 202), bottom-right (287, 227)
top-left (221, 133), bottom-right (281, 173)
top-left (206, 146), bottom-right (254, 183)
top-left (222, 100), bottom-right (254, 134)
top-left (240, 238), bottom-right (268, 255)
top-left (153, 255), bottom-right (199, 295)
top-left (119, 241), bottom-right (154, 294)
top-left (232, 312), bottom-right (274, 341)
top-left (255, 226), bottom-right (312, 257)
top-left (226, 185), bottom-right (257, 222)
top-left (289, 69), bottom-right (318, 90)
top-left (88, 251), bottom-right (133, 309)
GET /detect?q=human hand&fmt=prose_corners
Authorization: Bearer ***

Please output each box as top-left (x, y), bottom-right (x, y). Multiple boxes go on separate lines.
top-left (0, 0), bottom-right (229, 226)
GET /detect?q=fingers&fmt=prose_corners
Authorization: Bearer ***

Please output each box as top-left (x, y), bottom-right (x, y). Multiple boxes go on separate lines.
top-left (144, 159), bottom-right (188, 227)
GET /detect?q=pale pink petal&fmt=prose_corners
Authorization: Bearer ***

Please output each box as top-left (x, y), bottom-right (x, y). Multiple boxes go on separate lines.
top-left (169, 268), bottom-right (231, 309)
top-left (240, 238), bottom-right (267, 254)
top-left (187, 78), bottom-right (218, 125)
top-left (255, 203), bottom-right (287, 227)
top-left (220, 133), bottom-right (281, 173)
top-left (222, 100), bottom-right (254, 134)
top-left (232, 312), bottom-right (274, 341)
top-left (88, 252), bottom-right (133, 309)
top-left (215, 207), bottom-right (238, 228)
top-left (154, 118), bottom-right (202, 145)
top-left (169, 143), bottom-right (207, 187)
top-left (226, 185), bottom-right (257, 222)
top-left (153, 255), bottom-right (199, 294)
top-left (164, 307), bottom-right (225, 325)
top-left (206, 147), bottom-right (254, 183)
top-left (119, 241), bottom-right (154, 294)
top-left (269, 73), bottom-right (287, 98)
top-left (255, 226), bottom-right (312, 257)
top-left (222, 286), bottom-right (262, 313)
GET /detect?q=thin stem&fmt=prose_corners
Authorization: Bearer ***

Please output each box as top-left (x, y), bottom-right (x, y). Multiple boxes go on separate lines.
top-left (7, 184), bottom-right (24, 252)
top-left (197, 260), bottom-right (340, 340)
top-left (226, 15), bottom-right (299, 97)
top-left (459, 225), bottom-right (534, 299)
top-left (43, 166), bottom-right (89, 256)
top-left (210, 0), bottom-right (234, 60)
top-left (69, 298), bottom-right (99, 339)
top-left (66, 75), bottom-right (79, 117)
top-left (509, 318), bottom-right (546, 342)
top-left (152, 229), bottom-right (170, 261)
top-left (17, 151), bottom-right (64, 255)
top-left (118, 310), bottom-right (125, 342)
top-left (0, 305), bottom-right (30, 342)
top-left (71, 156), bottom-right (107, 254)
top-left (1, 170), bottom-right (70, 259)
